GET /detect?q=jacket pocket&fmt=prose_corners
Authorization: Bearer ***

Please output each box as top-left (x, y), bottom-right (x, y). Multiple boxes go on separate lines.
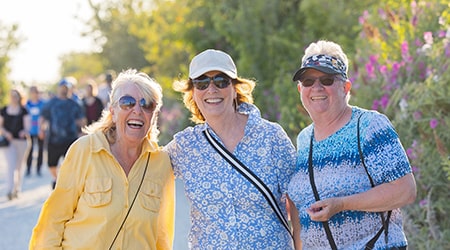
top-left (140, 180), bottom-right (161, 212)
top-left (83, 177), bottom-right (112, 207)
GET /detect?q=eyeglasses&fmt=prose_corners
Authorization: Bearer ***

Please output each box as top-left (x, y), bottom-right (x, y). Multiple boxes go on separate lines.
top-left (192, 74), bottom-right (231, 90)
top-left (299, 75), bottom-right (344, 87)
top-left (118, 95), bottom-right (155, 113)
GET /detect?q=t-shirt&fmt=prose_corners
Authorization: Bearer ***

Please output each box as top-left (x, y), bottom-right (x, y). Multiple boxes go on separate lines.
top-left (26, 99), bottom-right (45, 136)
top-left (0, 106), bottom-right (28, 139)
top-left (40, 97), bottom-right (85, 145)
top-left (288, 107), bottom-right (411, 250)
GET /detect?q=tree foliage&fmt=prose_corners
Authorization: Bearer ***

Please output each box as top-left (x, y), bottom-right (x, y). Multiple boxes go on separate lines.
top-left (0, 21), bottom-right (22, 105)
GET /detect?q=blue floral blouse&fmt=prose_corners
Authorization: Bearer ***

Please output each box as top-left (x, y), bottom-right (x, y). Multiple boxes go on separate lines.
top-left (165, 102), bottom-right (296, 249)
top-left (288, 107), bottom-right (412, 250)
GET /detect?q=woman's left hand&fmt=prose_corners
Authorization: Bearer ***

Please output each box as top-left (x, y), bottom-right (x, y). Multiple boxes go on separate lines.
top-left (19, 130), bottom-right (29, 139)
top-left (306, 197), bottom-right (343, 221)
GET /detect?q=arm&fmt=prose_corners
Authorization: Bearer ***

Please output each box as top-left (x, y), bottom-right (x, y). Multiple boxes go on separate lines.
top-left (0, 112), bottom-right (13, 141)
top-left (307, 173), bottom-right (416, 221)
top-left (19, 113), bottom-right (31, 139)
top-left (29, 140), bottom-right (86, 248)
top-left (287, 195), bottom-right (302, 250)
top-left (156, 157), bottom-right (175, 250)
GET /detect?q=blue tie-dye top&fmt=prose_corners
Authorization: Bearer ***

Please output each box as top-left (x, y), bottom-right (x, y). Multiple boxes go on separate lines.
top-left (165, 102), bottom-right (296, 250)
top-left (288, 107), bottom-right (412, 250)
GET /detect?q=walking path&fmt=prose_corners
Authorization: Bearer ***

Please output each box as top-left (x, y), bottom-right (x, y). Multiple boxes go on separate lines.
top-left (0, 148), bottom-right (190, 250)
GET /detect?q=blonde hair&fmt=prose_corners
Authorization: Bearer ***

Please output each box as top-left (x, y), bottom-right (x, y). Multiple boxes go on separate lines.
top-left (302, 40), bottom-right (349, 77)
top-left (173, 77), bottom-right (255, 124)
top-left (82, 68), bottom-right (163, 143)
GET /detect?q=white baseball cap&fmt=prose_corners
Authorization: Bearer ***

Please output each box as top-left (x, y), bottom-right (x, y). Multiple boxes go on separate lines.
top-left (189, 49), bottom-right (237, 79)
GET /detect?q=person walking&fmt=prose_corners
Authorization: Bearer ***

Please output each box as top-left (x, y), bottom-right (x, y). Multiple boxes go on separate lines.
top-left (0, 89), bottom-right (31, 200)
top-left (39, 78), bottom-right (86, 189)
top-left (25, 86), bottom-right (45, 177)
top-left (30, 69), bottom-right (174, 249)
top-left (98, 70), bottom-right (116, 109)
top-left (82, 79), bottom-right (104, 125)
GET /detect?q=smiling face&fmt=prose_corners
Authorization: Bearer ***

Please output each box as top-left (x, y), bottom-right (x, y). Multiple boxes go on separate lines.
top-left (192, 70), bottom-right (236, 122)
top-left (110, 82), bottom-right (154, 145)
top-left (298, 69), bottom-right (350, 119)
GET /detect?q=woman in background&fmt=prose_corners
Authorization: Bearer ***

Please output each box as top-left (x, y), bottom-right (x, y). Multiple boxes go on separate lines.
top-left (0, 89), bottom-right (31, 200)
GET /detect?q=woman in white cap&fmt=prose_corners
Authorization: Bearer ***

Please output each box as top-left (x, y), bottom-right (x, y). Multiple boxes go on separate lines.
top-left (165, 49), bottom-right (297, 249)
top-left (288, 40), bottom-right (416, 249)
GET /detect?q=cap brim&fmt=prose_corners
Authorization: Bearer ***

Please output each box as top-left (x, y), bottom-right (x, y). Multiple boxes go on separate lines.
top-left (293, 66), bottom-right (341, 81)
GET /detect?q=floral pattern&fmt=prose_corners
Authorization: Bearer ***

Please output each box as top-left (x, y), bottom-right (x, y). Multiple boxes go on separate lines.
top-left (165, 103), bottom-right (296, 249)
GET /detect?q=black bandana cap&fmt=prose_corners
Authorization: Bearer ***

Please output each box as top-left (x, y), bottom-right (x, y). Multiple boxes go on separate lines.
top-left (292, 54), bottom-right (347, 81)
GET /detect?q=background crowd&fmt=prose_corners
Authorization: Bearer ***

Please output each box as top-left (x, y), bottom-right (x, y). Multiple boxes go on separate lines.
top-left (0, 71), bottom-right (116, 194)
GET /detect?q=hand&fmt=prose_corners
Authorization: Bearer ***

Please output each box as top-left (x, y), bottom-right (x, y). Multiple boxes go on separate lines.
top-left (19, 130), bottom-right (29, 139)
top-left (306, 197), bottom-right (344, 222)
top-left (38, 130), bottom-right (46, 140)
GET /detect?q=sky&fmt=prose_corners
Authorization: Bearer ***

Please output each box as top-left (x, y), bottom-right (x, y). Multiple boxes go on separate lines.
top-left (0, 0), bottom-right (93, 84)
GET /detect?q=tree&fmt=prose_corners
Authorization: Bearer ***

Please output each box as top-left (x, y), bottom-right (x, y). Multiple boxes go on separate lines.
top-left (0, 21), bottom-right (21, 105)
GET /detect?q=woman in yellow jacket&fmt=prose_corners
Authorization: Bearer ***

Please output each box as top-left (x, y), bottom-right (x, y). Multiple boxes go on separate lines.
top-left (29, 69), bottom-right (174, 250)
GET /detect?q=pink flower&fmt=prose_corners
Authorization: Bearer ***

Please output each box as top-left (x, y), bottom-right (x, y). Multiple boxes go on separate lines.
top-left (419, 199), bottom-right (428, 208)
top-left (429, 118), bottom-right (438, 129)
top-left (406, 148), bottom-right (417, 160)
top-left (424, 31), bottom-right (433, 45)
top-left (365, 62), bottom-right (376, 79)
top-left (413, 111), bottom-right (422, 120)
top-left (371, 100), bottom-right (379, 110)
top-left (379, 65), bottom-right (387, 76)
top-left (380, 94), bottom-right (390, 109)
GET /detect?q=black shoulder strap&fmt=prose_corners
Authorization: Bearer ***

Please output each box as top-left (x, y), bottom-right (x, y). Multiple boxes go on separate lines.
top-left (203, 129), bottom-right (293, 238)
top-left (357, 113), bottom-right (392, 249)
top-left (308, 132), bottom-right (338, 250)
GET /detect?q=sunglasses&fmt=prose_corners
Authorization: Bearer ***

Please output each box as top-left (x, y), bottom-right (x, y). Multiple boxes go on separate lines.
top-left (118, 95), bottom-right (155, 113)
top-left (192, 74), bottom-right (231, 90)
top-left (299, 75), bottom-right (344, 87)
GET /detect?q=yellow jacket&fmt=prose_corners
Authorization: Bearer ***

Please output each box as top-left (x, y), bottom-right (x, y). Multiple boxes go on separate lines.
top-left (29, 131), bottom-right (174, 249)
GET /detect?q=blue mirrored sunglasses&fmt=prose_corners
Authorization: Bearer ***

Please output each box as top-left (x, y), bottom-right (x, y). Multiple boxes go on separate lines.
top-left (118, 95), bottom-right (155, 113)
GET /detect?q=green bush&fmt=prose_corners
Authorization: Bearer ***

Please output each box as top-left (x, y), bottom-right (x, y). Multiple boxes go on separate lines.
top-left (351, 1), bottom-right (450, 248)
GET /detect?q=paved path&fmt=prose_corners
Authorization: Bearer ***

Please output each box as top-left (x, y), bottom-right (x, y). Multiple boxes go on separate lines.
top-left (0, 148), bottom-right (190, 250)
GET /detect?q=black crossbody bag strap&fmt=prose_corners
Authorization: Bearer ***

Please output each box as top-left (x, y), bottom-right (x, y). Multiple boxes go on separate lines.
top-left (357, 114), bottom-right (392, 250)
top-left (308, 133), bottom-right (338, 250)
top-left (203, 130), bottom-right (293, 238)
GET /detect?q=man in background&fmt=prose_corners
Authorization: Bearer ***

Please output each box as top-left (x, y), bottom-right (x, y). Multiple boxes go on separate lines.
top-left (39, 79), bottom-right (86, 189)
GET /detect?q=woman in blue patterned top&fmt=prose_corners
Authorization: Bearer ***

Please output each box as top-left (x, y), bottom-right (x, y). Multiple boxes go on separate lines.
top-left (165, 49), bottom-right (297, 249)
top-left (288, 40), bottom-right (417, 250)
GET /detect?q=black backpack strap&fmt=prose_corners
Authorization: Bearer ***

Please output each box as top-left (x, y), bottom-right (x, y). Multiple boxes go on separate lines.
top-left (358, 114), bottom-right (392, 249)
top-left (308, 131), bottom-right (338, 250)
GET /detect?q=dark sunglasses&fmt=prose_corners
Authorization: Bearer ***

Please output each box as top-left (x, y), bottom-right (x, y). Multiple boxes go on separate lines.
top-left (192, 74), bottom-right (231, 90)
top-left (118, 95), bottom-right (155, 113)
top-left (299, 75), bottom-right (344, 87)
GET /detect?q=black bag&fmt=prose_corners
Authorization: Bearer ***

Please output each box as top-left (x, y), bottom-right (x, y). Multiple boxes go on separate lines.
top-left (0, 135), bottom-right (9, 147)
